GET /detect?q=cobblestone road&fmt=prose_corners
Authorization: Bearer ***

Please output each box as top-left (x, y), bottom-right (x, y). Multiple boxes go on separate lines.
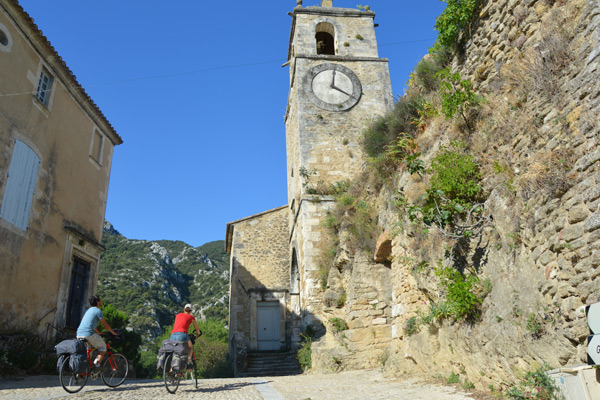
top-left (0, 370), bottom-right (477, 400)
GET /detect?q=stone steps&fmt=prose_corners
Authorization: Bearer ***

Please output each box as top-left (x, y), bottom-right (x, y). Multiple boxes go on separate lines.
top-left (238, 351), bottom-right (303, 377)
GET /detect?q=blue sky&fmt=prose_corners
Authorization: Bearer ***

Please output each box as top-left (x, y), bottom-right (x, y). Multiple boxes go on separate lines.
top-left (17, 0), bottom-right (446, 247)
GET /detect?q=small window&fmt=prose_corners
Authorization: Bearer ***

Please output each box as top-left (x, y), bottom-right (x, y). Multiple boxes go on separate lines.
top-left (0, 23), bottom-right (13, 52)
top-left (35, 68), bottom-right (54, 106)
top-left (90, 129), bottom-right (104, 164)
top-left (0, 30), bottom-right (8, 46)
top-left (0, 141), bottom-right (40, 231)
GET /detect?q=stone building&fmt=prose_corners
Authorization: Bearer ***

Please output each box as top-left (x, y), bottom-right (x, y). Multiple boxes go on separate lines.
top-left (227, 0), bottom-right (392, 375)
top-left (0, 0), bottom-right (122, 341)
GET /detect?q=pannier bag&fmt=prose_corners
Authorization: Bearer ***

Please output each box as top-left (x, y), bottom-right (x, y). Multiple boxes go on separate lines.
top-left (170, 353), bottom-right (187, 372)
top-left (56, 354), bottom-right (66, 373)
top-left (55, 339), bottom-right (88, 374)
top-left (156, 351), bottom-right (166, 371)
top-left (157, 339), bottom-right (188, 371)
top-left (161, 340), bottom-right (188, 355)
top-left (69, 353), bottom-right (88, 374)
top-left (55, 339), bottom-right (86, 356)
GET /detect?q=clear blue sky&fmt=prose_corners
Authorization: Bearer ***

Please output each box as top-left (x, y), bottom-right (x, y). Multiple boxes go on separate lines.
top-left (17, 0), bottom-right (446, 247)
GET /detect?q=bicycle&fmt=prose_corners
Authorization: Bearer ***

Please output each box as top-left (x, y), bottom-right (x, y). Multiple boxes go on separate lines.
top-left (163, 333), bottom-right (198, 393)
top-left (58, 330), bottom-right (129, 393)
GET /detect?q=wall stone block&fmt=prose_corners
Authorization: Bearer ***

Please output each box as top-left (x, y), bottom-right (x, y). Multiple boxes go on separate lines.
top-left (584, 210), bottom-right (600, 232)
top-left (562, 223), bottom-right (585, 242)
top-left (538, 249), bottom-right (555, 266)
top-left (568, 205), bottom-right (589, 223)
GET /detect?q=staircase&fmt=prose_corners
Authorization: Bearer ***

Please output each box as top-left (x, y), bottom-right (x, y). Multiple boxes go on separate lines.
top-left (239, 351), bottom-right (303, 377)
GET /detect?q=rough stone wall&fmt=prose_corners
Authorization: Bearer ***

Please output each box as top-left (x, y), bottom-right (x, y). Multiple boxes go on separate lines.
top-left (306, 0), bottom-right (600, 390)
top-left (383, 0), bottom-right (600, 389)
top-left (229, 208), bottom-right (291, 291)
top-left (228, 207), bottom-right (291, 373)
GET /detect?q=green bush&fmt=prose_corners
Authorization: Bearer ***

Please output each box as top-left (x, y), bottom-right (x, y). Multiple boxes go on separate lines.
top-left (446, 371), bottom-right (461, 384)
top-left (437, 67), bottom-right (482, 132)
top-left (101, 303), bottom-right (143, 368)
top-left (430, 140), bottom-right (481, 203)
top-left (330, 318), bottom-right (349, 332)
top-left (297, 333), bottom-right (312, 371)
top-left (436, 266), bottom-right (481, 321)
top-left (433, 0), bottom-right (481, 51)
top-left (415, 57), bottom-right (445, 91)
top-left (526, 313), bottom-right (544, 338)
top-left (422, 140), bottom-right (482, 230)
top-left (363, 94), bottom-right (421, 160)
top-left (506, 365), bottom-right (561, 400)
top-left (403, 316), bottom-right (419, 336)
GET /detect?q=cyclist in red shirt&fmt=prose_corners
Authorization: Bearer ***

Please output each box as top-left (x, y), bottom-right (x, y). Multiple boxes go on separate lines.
top-left (170, 304), bottom-right (202, 365)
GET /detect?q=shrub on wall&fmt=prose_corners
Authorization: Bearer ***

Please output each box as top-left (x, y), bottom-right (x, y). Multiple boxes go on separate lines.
top-left (421, 140), bottom-right (483, 233)
top-left (433, 0), bottom-right (482, 52)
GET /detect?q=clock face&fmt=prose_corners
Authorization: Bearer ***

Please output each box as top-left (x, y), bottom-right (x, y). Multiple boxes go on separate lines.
top-left (304, 63), bottom-right (362, 111)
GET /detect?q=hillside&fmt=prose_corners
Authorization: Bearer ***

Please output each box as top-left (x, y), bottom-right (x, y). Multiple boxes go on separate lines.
top-left (98, 221), bottom-right (229, 347)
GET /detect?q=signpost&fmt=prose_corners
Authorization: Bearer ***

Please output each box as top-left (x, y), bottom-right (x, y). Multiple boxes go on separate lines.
top-left (586, 303), bottom-right (600, 334)
top-left (586, 302), bottom-right (600, 365)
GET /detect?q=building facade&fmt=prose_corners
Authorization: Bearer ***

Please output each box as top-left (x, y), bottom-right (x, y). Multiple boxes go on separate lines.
top-left (226, 207), bottom-right (290, 375)
top-left (227, 0), bottom-right (392, 375)
top-left (0, 0), bottom-right (122, 342)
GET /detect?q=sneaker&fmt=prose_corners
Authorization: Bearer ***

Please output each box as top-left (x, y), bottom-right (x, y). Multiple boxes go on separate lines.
top-left (93, 360), bottom-right (101, 368)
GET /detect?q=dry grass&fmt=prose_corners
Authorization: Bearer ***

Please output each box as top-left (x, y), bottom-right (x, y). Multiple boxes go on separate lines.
top-left (515, 148), bottom-right (575, 201)
top-left (501, 9), bottom-right (574, 105)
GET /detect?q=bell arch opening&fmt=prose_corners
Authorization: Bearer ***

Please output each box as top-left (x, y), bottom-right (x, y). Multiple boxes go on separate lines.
top-left (315, 22), bottom-right (335, 55)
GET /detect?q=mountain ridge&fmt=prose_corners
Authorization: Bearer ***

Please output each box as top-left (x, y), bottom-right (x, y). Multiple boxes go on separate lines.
top-left (99, 221), bottom-right (229, 348)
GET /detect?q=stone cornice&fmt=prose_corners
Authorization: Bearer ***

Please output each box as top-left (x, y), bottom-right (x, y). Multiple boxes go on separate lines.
top-left (293, 6), bottom-right (375, 19)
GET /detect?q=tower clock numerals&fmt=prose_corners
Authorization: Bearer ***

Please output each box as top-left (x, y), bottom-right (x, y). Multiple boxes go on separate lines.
top-left (303, 63), bottom-right (362, 111)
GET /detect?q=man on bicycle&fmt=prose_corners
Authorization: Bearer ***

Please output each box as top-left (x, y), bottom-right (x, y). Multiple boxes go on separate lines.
top-left (76, 295), bottom-right (118, 368)
top-left (170, 303), bottom-right (201, 366)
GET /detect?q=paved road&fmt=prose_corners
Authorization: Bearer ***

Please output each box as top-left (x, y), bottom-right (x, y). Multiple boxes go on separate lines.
top-left (0, 370), bottom-right (477, 400)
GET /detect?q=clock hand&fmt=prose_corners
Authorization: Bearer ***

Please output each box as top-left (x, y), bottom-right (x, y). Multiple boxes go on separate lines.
top-left (331, 84), bottom-right (356, 99)
top-left (330, 70), bottom-right (336, 88)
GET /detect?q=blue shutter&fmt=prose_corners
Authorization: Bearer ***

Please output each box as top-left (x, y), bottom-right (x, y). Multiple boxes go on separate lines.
top-left (0, 140), bottom-right (40, 230)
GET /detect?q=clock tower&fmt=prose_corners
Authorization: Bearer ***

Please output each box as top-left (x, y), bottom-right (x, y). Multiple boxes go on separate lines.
top-left (285, 1), bottom-right (393, 342)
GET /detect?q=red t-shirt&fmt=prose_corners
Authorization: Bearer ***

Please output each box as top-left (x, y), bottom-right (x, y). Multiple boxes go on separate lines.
top-left (171, 313), bottom-right (196, 334)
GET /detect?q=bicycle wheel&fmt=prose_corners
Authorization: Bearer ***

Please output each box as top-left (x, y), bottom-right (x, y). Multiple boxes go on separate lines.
top-left (101, 353), bottom-right (128, 387)
top-left (163, 353), bottom-right (181, 394)
top-left (59, 355), bottom-right (88, 393)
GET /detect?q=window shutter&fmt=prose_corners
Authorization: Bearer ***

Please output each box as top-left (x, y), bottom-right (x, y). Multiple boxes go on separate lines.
top-left (0, 141), bottom-right (40, 230)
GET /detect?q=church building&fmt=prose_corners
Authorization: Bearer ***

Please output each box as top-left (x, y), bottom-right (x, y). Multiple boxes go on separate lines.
top-left (226, 0), bottom-right (393, 376)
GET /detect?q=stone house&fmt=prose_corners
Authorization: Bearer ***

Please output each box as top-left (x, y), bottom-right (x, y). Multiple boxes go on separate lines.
top-left (0, 0), bottom-right (122, 342)
top-left (227, 0), bottom-right (392, 375)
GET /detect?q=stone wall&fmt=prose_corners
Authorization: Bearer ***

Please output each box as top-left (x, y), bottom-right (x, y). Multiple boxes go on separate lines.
top-left (384, 0), bottom-right (600, 389)
top-left (307, 0), bottom-right (600, 390)
top-left (227, 206), bottom-right (291, 374)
